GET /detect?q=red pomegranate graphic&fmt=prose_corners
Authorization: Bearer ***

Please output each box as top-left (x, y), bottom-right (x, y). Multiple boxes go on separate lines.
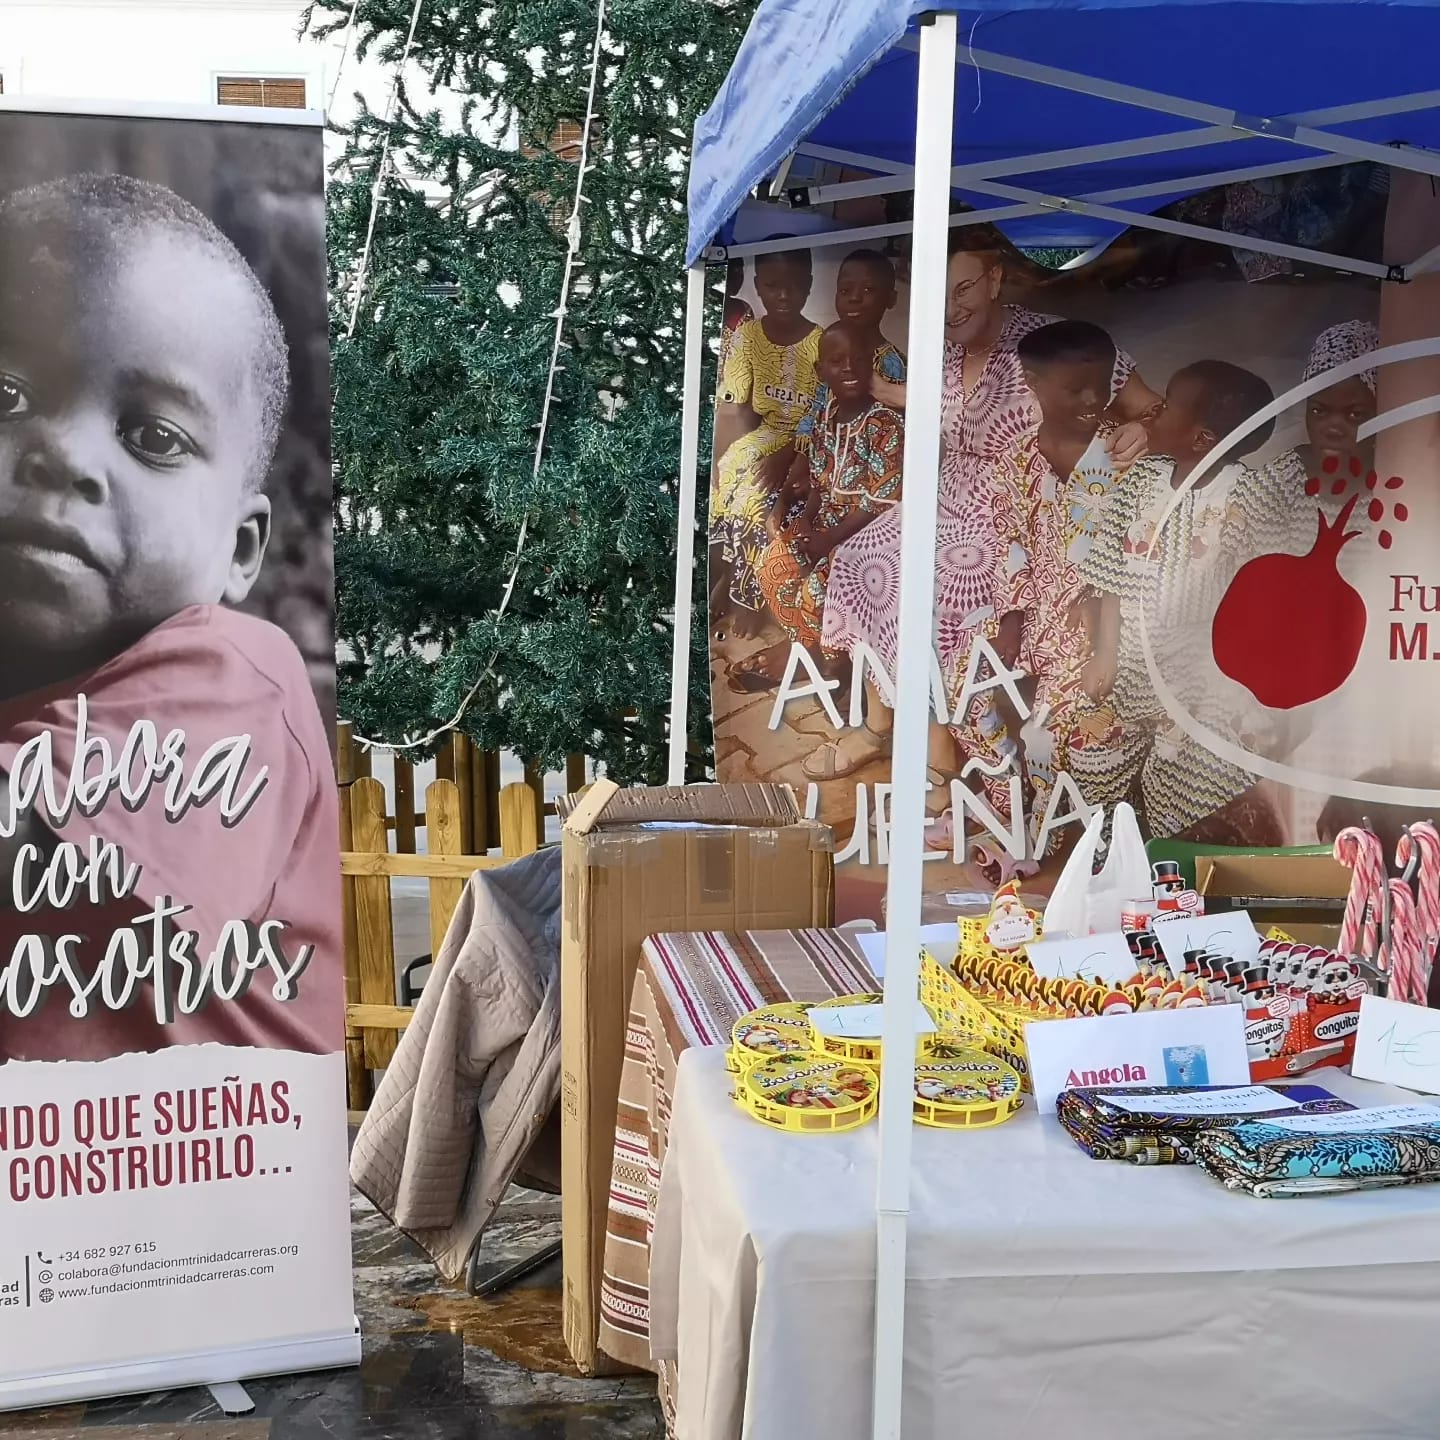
top-left (1211, 494), bottom-right (1368, 710)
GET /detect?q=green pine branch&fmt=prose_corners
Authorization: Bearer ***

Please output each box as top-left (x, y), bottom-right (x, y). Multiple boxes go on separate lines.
top-left (309, 0), bottom-right (749, 780)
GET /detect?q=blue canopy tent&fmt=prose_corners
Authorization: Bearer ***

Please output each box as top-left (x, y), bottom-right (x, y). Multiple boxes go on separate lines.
top-left (665, 7), bottom-right (1440, 1435)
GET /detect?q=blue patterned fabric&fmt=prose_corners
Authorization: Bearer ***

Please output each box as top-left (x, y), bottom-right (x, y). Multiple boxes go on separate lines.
top-left (1057, 1085), bottom-right (1352, 1166)
top-left (1192, 1116), bottom-right (1440, 1198)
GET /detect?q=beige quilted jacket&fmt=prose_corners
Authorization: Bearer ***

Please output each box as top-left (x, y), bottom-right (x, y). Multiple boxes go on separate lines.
top-left (349, 847), bottom-right (562, 1280)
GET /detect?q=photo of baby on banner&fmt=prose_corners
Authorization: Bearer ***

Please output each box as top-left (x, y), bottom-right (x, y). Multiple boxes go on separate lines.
top-left (0, 105), bottom-right (355, 1411)
top-left (706, 167), bottom-right (1440, 923)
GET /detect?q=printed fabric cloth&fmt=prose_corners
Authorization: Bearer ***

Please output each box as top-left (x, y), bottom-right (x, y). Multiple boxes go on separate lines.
top-left (953, 424), bottom-right (1126, 856)
top-left (599, 928), bottom-right (876, 1395)
top-left (757, 396), bottom-right (905, 646)
top-left (1191, 1115), bottom-right (1440, 1198)
top-left (712, 317), bottom-right (823, 611)
top-left (1057, 1084), bottom-right (1354, 1166)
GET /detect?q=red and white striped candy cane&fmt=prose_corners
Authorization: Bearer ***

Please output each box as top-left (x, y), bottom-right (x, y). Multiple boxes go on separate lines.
top-left (1334, 826), bottom-right (1385, 959)
top-left (1387, 877), bottom-right (1425, 1006)
top-left (1398, 822), bottom-right (1440, 993)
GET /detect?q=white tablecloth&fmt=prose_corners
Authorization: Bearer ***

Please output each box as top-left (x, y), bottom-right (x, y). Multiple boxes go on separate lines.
top-left (651, 1047), bottom-right (1440, 1440)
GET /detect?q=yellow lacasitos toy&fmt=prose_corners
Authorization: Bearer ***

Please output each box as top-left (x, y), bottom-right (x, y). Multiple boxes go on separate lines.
top-left (727, 1002), bottom-right (817, 1074)
top-left (912, 1050), bottom-right (1024, 1129)
top-left (737, 1053), bottom-right (879, 1133)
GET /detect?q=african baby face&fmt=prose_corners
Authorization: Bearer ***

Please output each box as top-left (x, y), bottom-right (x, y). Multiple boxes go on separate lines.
top-left (752, 254), bottom-right (812, 320)
top-left (817, 326), bottom-right (873, 406)
top-left (1024, 355), bottom-right (1112, 437)
top-left (834, 257), bottom-right (896, 331)
top-left (1144, 373), bottom-right (1210, 461)
top-left (0, 227), bottom-right (272, 674)
top-left (1306, 376), bottom-right (1375, 464)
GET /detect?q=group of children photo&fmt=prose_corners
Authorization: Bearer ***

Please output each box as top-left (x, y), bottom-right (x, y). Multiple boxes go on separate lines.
top-left (709, 230), bottom-right (1386, 872)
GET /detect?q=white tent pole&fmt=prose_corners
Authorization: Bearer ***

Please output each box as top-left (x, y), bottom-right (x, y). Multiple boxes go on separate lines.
top-left (667, 263), bottom-right (708, 787)
top-left (872, 12), bottom-right (956, 1440)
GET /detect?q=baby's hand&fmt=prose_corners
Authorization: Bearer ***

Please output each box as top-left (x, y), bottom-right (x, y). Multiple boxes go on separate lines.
top-left (1106, 422), bottom-right (1148, 468)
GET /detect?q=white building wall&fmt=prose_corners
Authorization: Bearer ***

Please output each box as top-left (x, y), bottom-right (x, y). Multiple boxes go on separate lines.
top-left (0, 0), bottom-right (422, 133)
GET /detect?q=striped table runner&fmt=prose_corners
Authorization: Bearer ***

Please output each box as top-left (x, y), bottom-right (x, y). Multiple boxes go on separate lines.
top-left (598, 928), bottom-right (875, 1372)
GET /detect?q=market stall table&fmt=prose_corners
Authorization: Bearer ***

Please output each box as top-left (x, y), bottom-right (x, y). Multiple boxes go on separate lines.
top-left (598, 928), bottom-right (875, 1369)
top-left (652, 1047), bottom-right (1440, 1440)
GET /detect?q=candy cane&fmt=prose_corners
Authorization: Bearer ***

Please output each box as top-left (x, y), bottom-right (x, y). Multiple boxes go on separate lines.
top-left (1387, 878), bottom-right (1425, 1006)
top-left (1334, 827), bottom-right (1385, 960)
top-left (1398, 821), bottom-right (1440, 994)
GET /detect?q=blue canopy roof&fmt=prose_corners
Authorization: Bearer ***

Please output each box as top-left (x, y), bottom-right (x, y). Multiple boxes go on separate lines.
top-left (687, 0), bottom-right (1440, 266)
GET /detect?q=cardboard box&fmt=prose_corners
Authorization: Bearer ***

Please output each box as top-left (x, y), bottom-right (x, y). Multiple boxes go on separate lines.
top-left (558, 780), bottom-right (834, 1374)
top-left (1196, 854), bottom-right (1350, 948)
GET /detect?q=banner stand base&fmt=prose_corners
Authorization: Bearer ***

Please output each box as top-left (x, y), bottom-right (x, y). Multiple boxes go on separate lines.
top-left (208, 1381), bottom-right (256, 1415)
top-left (0, 1322), bottom-right (362, 1415)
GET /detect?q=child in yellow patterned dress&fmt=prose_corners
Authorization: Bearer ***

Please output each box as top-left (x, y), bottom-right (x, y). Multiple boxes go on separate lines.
top-left (728, 322), bottom-right (904, 690)
top-left (710, 248), bottom-right (822, 638)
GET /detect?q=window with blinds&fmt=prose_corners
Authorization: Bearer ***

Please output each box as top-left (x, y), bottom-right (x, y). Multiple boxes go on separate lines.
top-left (216, 77), bottom-right (307, 110)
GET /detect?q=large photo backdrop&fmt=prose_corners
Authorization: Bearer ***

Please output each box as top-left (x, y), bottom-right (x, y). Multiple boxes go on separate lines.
top-left (708, 166), bottom-right (1440, 921)
top-left (0, 106), bottom-right (354, 1405)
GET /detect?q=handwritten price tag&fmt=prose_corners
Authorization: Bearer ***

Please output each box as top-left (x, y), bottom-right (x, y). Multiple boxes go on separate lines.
top-left (1352, 995), bottom-right (1440, 1096)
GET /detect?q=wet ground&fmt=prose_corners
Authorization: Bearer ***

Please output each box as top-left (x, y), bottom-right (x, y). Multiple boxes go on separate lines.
top-left (0, 1189), bottom-right (663, 1440)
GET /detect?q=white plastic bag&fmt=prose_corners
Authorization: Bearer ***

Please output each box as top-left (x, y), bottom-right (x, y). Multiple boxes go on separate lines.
top-left (1041, 803), bottom-right (1151, 937)
top-left (1086, 802), bottom-right (1151, 935)
top-left (1041, 807), bottom-right (1104, 939)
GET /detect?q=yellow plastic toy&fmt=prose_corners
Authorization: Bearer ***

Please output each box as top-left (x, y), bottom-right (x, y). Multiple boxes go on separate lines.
top-left (913, 1050), bottom-right (1024, 1129)
top-left (727, 1002), bottom-right (817, 1074)
top-left (737, 1053), bottom-right (879, 1133)
top-left (920, 952), bottom-right (1034, 1091)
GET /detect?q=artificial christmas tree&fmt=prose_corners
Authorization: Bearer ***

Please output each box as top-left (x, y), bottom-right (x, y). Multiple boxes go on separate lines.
top-left (308, 0), bottom-right (753, 782)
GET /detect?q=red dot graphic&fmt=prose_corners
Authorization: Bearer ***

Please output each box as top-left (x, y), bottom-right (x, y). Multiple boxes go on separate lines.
top-left (1331, 479), bottom-right (1348, 495)
top-left (1323, 455), bottom-right (1340, 474)
top-left (1304, 476), bottom-right (1321, 496)
top-left (1395, 502), bottom-right (1410, 522)
top-left (1365, 470), bottom-right (1379, 491)
top-left (1369, 498), bottom-right (1385, 522)
top-left (1385, 475), bottom-right (1404, 490)
top-left (1379, 530), bottom-right (1394, 550)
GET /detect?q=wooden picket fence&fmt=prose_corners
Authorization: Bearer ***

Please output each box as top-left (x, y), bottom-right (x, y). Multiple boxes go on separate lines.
top-left (335, 722), bottom-right (587, 1110)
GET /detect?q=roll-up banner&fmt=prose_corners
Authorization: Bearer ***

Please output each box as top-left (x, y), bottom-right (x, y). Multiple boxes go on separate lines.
top-left (0, 102), bottom-right (357, 1409)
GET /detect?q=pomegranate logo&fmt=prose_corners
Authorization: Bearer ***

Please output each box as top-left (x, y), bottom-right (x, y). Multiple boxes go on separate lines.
top-left (1137, 336), bottom-right (1440, 815)
top-left (1212, 462), bottom-right (1408, 710)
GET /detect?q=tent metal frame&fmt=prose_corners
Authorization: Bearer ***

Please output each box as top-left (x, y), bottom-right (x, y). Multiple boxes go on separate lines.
top-left (765, 48), bottom-right (1440, 280)
top-left (669, 14), bottom-right (1440, 1439)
